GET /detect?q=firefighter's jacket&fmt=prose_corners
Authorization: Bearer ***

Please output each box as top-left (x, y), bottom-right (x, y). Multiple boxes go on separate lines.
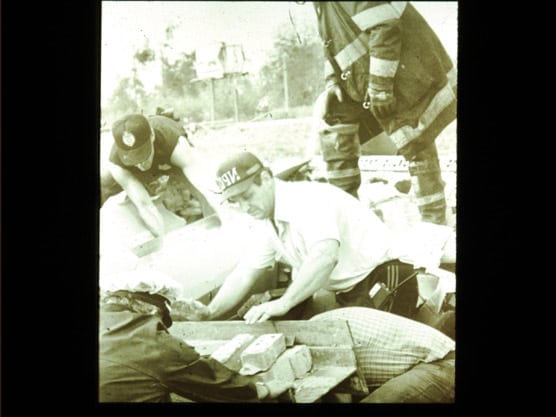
top-left (314, 1), bottom-right (457, 158)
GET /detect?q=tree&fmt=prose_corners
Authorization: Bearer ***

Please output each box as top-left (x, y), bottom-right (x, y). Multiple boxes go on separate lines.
top-left (159, 23), bottom-right (201, 99)
top-left (160, 51), bottom-right (199, 98)
top-left (103, 43), bottom-right (155, 122)
top-left (259, 18), bottom-right (325, 111)
top-left (103, 70), bottom-right (147, 122)
top-left (134, 47), bottom-right (156, 65)
top-left (102, 18), bottom-right (327, 125)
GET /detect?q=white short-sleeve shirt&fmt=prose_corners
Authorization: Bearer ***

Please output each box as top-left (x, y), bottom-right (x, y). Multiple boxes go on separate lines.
top-left (238, 179), bottom-right (399, 293)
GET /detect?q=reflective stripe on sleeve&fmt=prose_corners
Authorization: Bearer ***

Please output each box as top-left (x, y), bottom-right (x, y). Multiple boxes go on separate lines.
top-left (447, 66), bottom-right (457, 88)
top-left (324, 60), bottom-right (335, 78)
top-left (335, 33), bottom-right (369, 71)
top-left (390, 81), bottom-right (457, 150)
top-left (390, 2), bottom-right (408, 16)
top-left (352, 2), bottom-right (407, 31)
top-left (370, 56), bottom-right (399, 78)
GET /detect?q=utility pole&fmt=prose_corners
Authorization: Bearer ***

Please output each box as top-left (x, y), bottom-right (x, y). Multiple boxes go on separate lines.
top-left (282, 55), bottom-right (289, 114)
top-left (194, 42), bottom-right (246, 125)
top-left (209, 78), bottom-right (216, 123)
top-left (232, 74), bottom-right (239, 122)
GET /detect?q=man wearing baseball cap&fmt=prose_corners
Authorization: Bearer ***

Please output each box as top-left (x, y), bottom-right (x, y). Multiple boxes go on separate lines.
top-left (105, 113), bottom-right (214, 237)
top-left (99, 269), bottom-right (262, 402)
top-left (188, 151), bottom-right (455, 334)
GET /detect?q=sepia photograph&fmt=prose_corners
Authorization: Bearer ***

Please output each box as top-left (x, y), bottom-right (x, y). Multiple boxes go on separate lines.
top-left (98, 1), bottom-right (458, 403)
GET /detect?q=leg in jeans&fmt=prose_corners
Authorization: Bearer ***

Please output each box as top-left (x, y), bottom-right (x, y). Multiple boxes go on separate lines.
top-left (361, 353), bottom-right (455, 403)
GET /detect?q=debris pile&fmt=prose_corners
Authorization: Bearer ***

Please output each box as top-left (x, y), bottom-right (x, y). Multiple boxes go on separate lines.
top-left (210, 332), bottom-right (314, 400)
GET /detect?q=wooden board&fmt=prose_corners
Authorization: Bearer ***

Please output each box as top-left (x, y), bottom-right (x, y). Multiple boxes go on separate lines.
top-left (99, 204), bottom-right (261, 301)
top-left (293, 365), bottom-right (356, 403)
top-left (170, 320), bottom-right (355, 347)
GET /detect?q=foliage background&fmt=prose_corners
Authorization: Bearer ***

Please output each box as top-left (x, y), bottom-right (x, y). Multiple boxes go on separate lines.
top-left (102, 15), bottom-right (325, 126)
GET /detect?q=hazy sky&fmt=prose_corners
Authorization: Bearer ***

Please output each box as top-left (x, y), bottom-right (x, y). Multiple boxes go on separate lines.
top-left (101, 1), bottom-right (458, 104)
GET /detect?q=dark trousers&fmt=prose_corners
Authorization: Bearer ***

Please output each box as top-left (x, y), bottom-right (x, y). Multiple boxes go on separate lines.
top-left (275, 260), bottom-right (420, 321)
top-left (336, 260), bottom-right (456, 339)
top-left (280, 260), bottom-right (455, 340)
top-left (336, 260), bottom-right (420, 319)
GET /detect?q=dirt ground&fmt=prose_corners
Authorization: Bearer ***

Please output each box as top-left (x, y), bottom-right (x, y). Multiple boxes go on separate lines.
top-left (185, 117), bottom-right (457, 230)
top-left (187, 116), bottom-right (457, 165)
top-left (101, 116), bottom-right (456, 172)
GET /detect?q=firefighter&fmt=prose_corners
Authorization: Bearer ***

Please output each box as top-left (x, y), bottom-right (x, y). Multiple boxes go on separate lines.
top-left (309, 1), bottom-right (457, 225)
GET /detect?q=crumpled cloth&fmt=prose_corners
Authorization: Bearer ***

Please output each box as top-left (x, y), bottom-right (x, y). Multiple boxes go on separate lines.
top-left (390, 221), bottom-right (455, 271)
top-left (99, 269), bottom-right (183, 304)
top-left (388, 222), bottom-right (456, 312)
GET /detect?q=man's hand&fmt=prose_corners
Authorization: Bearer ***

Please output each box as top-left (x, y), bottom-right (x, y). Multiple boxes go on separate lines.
top-left (171, 298), bottom-right (211, 321)
top-left (243, 298), bottom-right (290, 324)
top-left (316, 83), bottom-right (343, 120)
top-left (367, 83), bottom-right (396, 119)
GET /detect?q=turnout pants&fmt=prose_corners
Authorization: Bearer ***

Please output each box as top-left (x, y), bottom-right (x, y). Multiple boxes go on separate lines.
top-left (321, 94), bottom-right (447, 224)
top-left (318, 123), bottom-right (362, 198)
top-left (408, 142), bottom-right (447, 225)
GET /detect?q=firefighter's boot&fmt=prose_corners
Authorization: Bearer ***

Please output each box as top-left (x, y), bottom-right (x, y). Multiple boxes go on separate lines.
top-left (319, 123), bottom-right (361, 198)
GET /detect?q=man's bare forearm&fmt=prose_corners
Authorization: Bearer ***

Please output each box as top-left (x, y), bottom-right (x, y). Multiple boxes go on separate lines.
top-left (279, 240), bottom-right (339, 310)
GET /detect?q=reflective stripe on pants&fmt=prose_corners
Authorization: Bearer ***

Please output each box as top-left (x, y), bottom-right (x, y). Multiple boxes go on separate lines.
top-left (408, 142), bottom-right (447, 225)
top-left (319, 123), bottom-right (361, 198)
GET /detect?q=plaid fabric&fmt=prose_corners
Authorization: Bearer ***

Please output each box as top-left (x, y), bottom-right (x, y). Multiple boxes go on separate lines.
top-left (310, 307), bottom-right (454, 387)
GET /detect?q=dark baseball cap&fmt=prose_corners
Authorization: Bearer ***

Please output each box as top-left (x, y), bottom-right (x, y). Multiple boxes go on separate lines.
top-left (112, 114), bottom-right (153, 166)
top-left (215, 151), bottom-right (264, 201)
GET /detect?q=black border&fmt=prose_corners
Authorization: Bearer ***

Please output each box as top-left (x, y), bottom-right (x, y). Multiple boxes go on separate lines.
top-left (2, 0), bottom-right (101, 411)
top-left (2, 0), bottom-right (509, 415)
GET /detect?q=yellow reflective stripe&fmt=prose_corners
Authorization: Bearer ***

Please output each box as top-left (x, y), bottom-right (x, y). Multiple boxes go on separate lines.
top-left (390, 82), bottom-right (457, 150)
top-left (447, 66), bottom-right (457, 88)
top-left (324, 60), bottom-right (335, 78)
top-left (327, 167), bottom-right (361, 179)
top-left (368, 131), bottom-right (386, 143)
top-left (415, 191), bottom-right (446, 206)
top-left (352, 2), bottom-right (406, 31)
top-left (370, 56), bottom-right (399, 77)
top-left (390, 1), bottom-right (408, 16)
top-left (335, 33), bottom-right (368, 71)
